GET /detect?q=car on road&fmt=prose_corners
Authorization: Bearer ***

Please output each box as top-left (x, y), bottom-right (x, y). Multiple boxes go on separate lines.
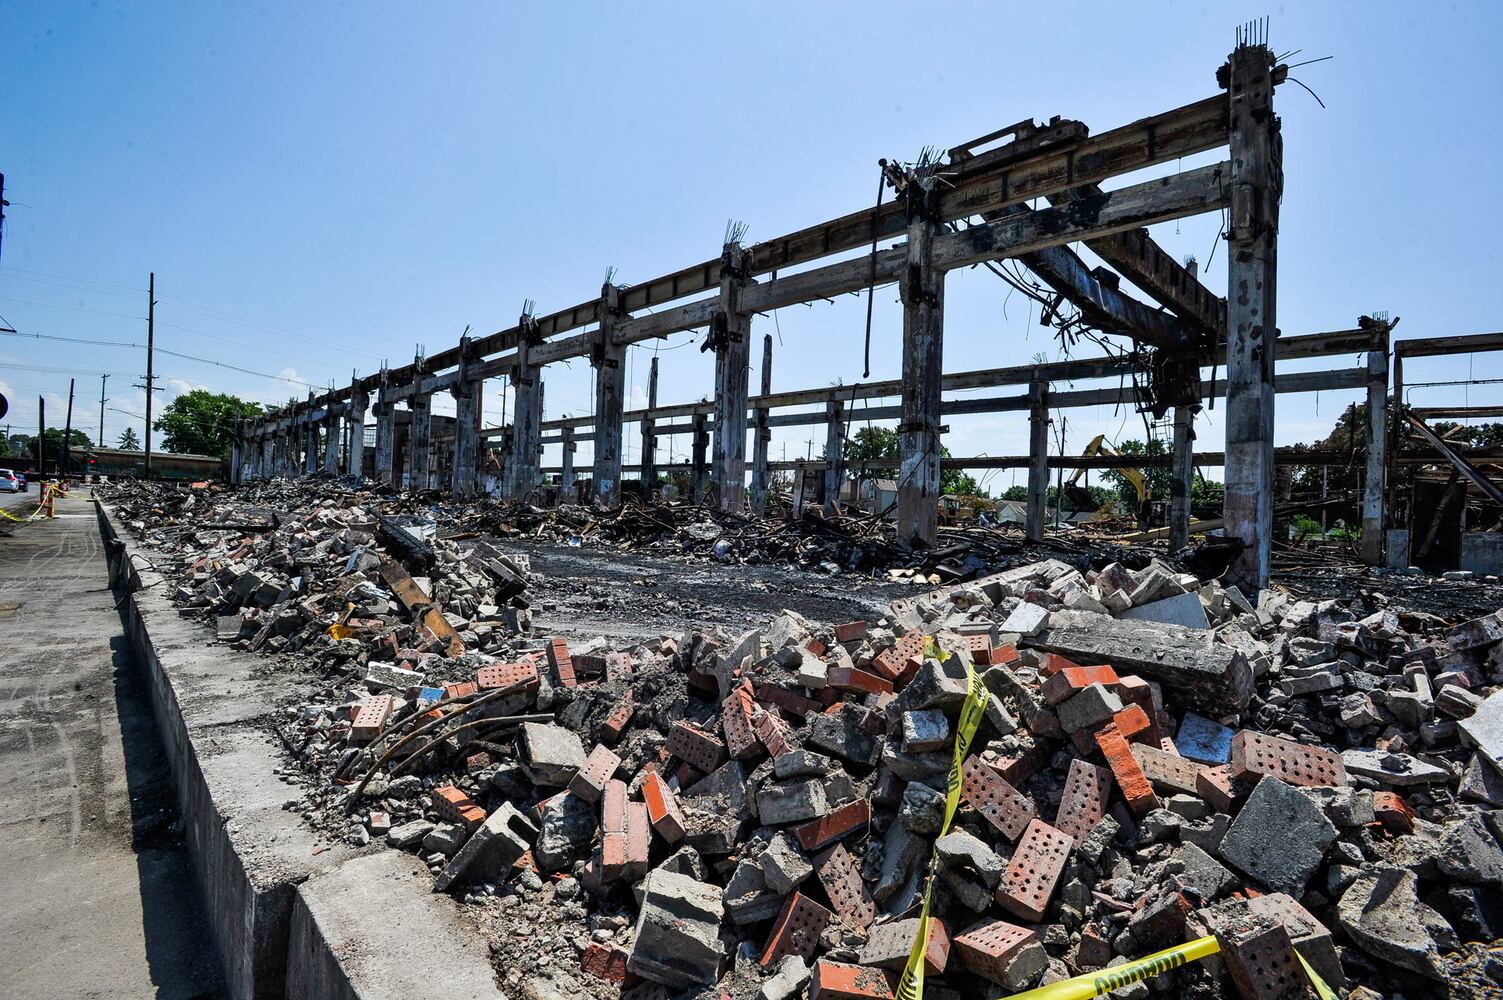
top-left (0, 469), bottom-right (25, 493)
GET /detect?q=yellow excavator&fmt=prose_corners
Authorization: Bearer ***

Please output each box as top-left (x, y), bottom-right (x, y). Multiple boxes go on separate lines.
top-left (1062, 435), bottom-right (1149, 522)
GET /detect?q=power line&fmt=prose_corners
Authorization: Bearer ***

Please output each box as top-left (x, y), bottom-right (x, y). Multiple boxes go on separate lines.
top-left (0, 330), bottom-right (318, 388)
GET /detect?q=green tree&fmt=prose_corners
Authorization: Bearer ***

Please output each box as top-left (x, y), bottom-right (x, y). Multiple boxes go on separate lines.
top-left (1101, 438), bottom-right (1171, 510)
top-left (839, 425), bottom-right (988, 498)
top-left (153, 390), bottom-right (262, 457)
top-left (116, 427), bottom-right (140, 450)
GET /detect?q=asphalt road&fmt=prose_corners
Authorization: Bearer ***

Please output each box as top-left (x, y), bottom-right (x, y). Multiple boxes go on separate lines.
top-left (0, 487), bottom-right (225, 998)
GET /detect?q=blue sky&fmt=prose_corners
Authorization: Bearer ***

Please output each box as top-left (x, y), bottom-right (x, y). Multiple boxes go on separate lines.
top-left (2, 1), bottom-right (1499, 490)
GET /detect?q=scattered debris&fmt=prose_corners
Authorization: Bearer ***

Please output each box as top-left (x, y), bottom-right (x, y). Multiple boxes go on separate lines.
top-left (100, 479), bottom-right (1503, 998)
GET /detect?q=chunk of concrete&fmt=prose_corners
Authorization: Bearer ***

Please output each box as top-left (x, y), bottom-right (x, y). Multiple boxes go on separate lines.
top-left (762, 831), bottom-right (813, 894)
top-left (1337, 866), bottom-right (1457, 979)
top-left (1120, 591), bottom-right (1208, 630)
top-left (627, 869), bottom-right (726, 988)
top-left (1000, 602), bottom-right (1049, 636)
top-left (1217, 776), bottom-right (1336, 896)
top-left (433, 802), bottom-right (536, 892)
top-left (1341, 749), bottom-right (1450, 786)
top-left (1055, 683), bottom-right (1124, 733)
top-left (1030, 610), bottom-right (1253, 713)
top-left (1459, 689), bottom-right (1503, 776)
top-left (518, 722), bottom-right (587, 786)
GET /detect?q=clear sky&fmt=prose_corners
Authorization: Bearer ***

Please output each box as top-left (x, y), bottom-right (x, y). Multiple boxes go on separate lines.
top-left (2, 1), bottom-right (1500, 489)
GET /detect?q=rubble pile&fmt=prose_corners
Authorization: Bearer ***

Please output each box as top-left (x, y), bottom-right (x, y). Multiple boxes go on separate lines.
top-left (100, 480), bottom-right (1503, 999)
top-left (470, 499), bottom-right (1153, 585)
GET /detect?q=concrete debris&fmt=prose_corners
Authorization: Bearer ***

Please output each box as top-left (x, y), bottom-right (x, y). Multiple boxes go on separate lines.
top-left (99, 478), bottom-right (1503, 998)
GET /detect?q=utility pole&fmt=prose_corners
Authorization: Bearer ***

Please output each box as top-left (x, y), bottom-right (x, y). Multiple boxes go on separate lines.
top-left (61, 377), bottom-right (75, 479)
top-left (37, 396), bottom-right (46, 477)
top-left (136, 272), bottom-right (160, 479)
top-left (98, 374), bottom-right (109, 446)
top-left (0, 173), bottom-right (7, 265)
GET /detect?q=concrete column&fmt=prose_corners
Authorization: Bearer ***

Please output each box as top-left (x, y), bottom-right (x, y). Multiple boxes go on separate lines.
top-left (1222, 42), bottom-right (1281, 590)
top-left (1361, 325), bottom-right (1391, 564)
top-left (408, 393), bottom-right (432, 491)
top-left (509, 318), bottom-right (543, 498)
top-left (260, 437), bottom-right (272, 480)
top-left (711, 243), bottom-right (752, 511)
top-left (230, 434), bottom-right (243, 485)
top-left (561, 425), bottom-right (577, 490)
top-left (1026, 379), bottom-right (1050, 541)
top-left (373, 392), bottom-right (396, 486)
top-left (691, 413), bottom-right (709, 503)
top-left (749, 334), bottom-right (773, 514)
top-left (898, 175), bottom-right (944, 547)
top-left (304, 393), bottom-right (319, 475)
top-left (322, 405), bottom-right (340, 474)
top-left (1170, 406), bottom-right (1196, 550)
top-left (592, 283), bottom-right (626, 504)
top-left (640, 356), bottom-right (659, 500)
top-left (823, 399), bottom-right (845, 515)
top-left (347, 384), bottom-right (368, 478)
top-left (450, 335), bottom-right (482, 499)
top-left (272, 432), bottom-right (285, 477)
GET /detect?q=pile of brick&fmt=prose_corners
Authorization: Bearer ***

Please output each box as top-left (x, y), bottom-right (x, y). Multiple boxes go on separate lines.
top-left (104, 481), bottom-right (1503, 999)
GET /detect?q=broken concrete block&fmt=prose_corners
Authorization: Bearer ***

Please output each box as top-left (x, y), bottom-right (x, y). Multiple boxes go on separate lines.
top-left (1436, 813), bottom-right (1503, 887)
top-left (1055, 682), bottom-right (1124, 733)
top-left (899, 780), bottom-right (946, 834)
top-left (725, 855), bottom-right (785, 924)
top-left (1458, 689), bottom-right (1503, 776)
top-left (364, 660), bottom-right (424, 690)
top-left (1337, 866), bottom-right (1457, 979)
top-left (1001, 601), bottom-right (1050, 636)
top-left (627, 869), bottom-right (726, 988)
top-left (936, 828), bottom-right (1004, 891)
top-left (757, 779), bottom-right (828, 826)
top-left (1217, 776), bottom-right (1336, 896)
top-left (1120, 591), bottom-right (1208, 629)
top-left (518, 722), bottom-right (587, 786)
top-left (533, 790), bottom-right (597, 872)
top-left (762, 831), bottom-right (813, 894)
top-left (1030, 610), bottom-right (1253, 713)
top-left (433, 802), bottom-right (536, 892)
top-left (387, 819), bottom-right (434, 848)
top-left (952, 917), bottom-right (1046, 989)
top-left (902, 709), bottom-right (950, 752)
top-left (1341, 748), bottom-right (1450, 786)
top-left (759, 956), bottom-right (811, 1000)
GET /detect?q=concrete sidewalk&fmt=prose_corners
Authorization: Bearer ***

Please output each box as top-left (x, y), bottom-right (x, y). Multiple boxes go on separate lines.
top-left (0, 488), bottom-right (225, 999)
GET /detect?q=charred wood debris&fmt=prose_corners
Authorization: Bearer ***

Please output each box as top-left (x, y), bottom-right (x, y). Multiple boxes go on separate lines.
top-left (100, 478), bottom-right (1503, 1000)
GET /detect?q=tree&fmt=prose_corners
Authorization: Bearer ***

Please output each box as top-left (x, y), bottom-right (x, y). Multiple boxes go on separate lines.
top-left (839, 425), bottom-right (989, 498)
top-left (153, 390), bottom-right (262, 457)
top-left (116, 427), bottom-right (140, 450)
top-left (1101, 438), bottom-right (1171, 510)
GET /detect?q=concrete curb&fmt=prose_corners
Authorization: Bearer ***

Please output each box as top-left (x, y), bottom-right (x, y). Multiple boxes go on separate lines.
top-left (97, 500), bottom-right (503, 999)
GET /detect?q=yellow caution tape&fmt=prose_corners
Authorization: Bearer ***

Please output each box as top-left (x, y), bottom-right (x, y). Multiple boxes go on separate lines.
top-left (895, 638), bottom-right (989, 1000)
top-left (0, 483), bottom-right (59, 523)
top-left (998, 935), bottom-right (1221, 1000)
top-left (326, 623), bottom-right (357, 640)
top-left (1294, 950), bottom-right (1340, 1000)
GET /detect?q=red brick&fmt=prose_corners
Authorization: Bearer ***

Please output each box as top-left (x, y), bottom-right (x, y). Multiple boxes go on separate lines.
top-left (967, 634), bottom-right (994, 664)
top-left (624, 800), bottom-right (650, 878)
top-left (757, 681), bottom-right (822, 719)
top-left (569, 744), bottom-right (622, 803)
top-left (1054, 758), bottom-right (1112, 841)
top-left (952, 917), bottom-right (1041, 986)
top-left (1131, 744), bottom-right (1204, 796)
top-left (546, 636), bottom-right (576, 687)
top-left (1229, 730), bottom-right (1348, 788)
top-left (760, 891), bottom-right (833, 968)
top-left (476, 660), bottom-right (539, 693)
top-left (666, 721), bottom-right (727, 773)
top-left (465, 750), bottom-right (493, 773)
top-left (828, 665), bottom-right (894, 696)
top-left (991, 643), bottom-right (1020, 666)
top-left (601, 690), bottom-right (634, 743)
top-left (1042, 664), bottom-right (1121, 705)
top-left (995, 819), bottom-right (1073, 923)
top-left (810, 961), bottom-right (893, 1000)
top-left (992, 744), bottom-right (1050, 786)
top-left (432, 785), bottom-right (485, 830)
top-left (443, 680), bottom-right (479, 700)
top-left (870, 648), bottom-right (902, 683)
top-left (605, 651), bottom-right (633, 683)
top-left (1373, 791), bottom-right (1415, 834)
top-left (1195, 765), bottom-right (1241, 814)
top-left (349, 694), bottom-right (394, 744)
top-left (721, 684), bottom-right (760, 760)
top-left (755, 710), bottom-right (794, 758)
top-left (640, 771), bottom-right (687, 843)
top-left (1070, 703), bottom-right (1154, 755)
top-left (581, 942), bottom-right (632, 983)
top-left (574, 652), bottom-right (608, 678)
top-left (813, 842), bottom-right (875, 930)
top-left (1214, 921), bottom-right (1306, 1000)
top-left (1075, 923), bottom-right (1111, 971)
top-left (795, 799), bottom-right (870, 851)
top-left (1038, 652), bottom-right (1088, 676)
top-left (806, 638), bottom-right (827, 658)
top-left (835, 621), bottom-right (870, 644)
top-left (601, 778), bottom-right (627, 834)
top-left (1095, 722), bottom-right (1161, 817)
top-left (961, 756), bottom-right (1035, 841)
